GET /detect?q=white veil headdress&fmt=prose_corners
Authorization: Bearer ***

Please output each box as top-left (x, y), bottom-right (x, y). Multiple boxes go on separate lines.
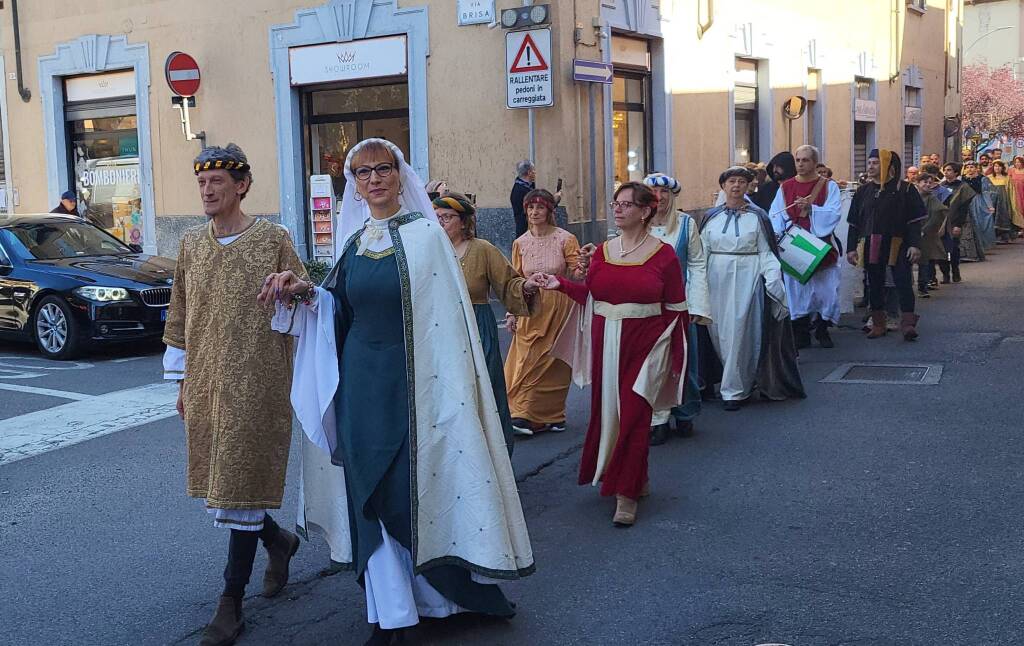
top-left (336, 138), bottom-right (438, 258)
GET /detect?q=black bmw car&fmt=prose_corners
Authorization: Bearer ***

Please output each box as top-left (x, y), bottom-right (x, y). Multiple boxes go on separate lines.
top-left (0, 214), bottom-right (176, 359)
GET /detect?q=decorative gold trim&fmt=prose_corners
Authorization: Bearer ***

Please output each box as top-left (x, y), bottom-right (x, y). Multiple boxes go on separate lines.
top-left (361, 247), bottom-right (396, 260)
top-left (602, 240), bottom-right (664, 266)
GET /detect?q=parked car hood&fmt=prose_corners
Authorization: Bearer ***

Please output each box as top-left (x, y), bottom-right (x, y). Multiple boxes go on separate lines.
top-left (28, 254), bottom-right (176, 286)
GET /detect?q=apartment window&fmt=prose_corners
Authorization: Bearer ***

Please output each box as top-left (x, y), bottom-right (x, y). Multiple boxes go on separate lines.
top-left (855, 77), bottom-right (873, 101)
top-left (907, 0), bottom-right (926, 14)
top-left (734, 58), bottom-right (759, 164)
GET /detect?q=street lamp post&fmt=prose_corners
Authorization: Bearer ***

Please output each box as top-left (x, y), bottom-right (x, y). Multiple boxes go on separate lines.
top-left (965, 26), bottom-right (1016, 56)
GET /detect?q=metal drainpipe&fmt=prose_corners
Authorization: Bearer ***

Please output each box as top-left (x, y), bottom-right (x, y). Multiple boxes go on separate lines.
top-left (12, 0), bottom-right (31, 102)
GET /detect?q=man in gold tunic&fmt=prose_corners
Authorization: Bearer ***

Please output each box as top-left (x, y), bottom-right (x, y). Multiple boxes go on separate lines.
top-left (162, 144), bottom-right (307, 646)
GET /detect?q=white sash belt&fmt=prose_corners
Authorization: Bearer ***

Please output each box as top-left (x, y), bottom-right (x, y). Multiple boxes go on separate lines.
top-left (594, 301), bottom-right (682, 320)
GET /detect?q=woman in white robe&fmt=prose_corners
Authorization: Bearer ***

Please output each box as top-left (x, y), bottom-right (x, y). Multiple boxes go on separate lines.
top-left (701, 166), bottom-right (805, 410)
top-left (261, 139), bottom-right (534, 646)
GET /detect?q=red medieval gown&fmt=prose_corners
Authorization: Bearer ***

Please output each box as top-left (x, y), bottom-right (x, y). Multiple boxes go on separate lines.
top-left (556, 242), bottom-right (688, 499)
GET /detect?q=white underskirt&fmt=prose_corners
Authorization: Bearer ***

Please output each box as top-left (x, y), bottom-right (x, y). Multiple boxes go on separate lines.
top-left (202, 503), bottom-right (266, 531)
top-left (364, 522), bottom-right (466, 629)
top-left (651, 408), bottom-right (671, 425)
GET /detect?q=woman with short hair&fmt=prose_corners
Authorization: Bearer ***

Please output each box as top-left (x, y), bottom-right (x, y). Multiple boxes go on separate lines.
top-left (434, 190), bottom-right (537, 454)
top-left (534, 181), bottom-right (689, 526)
top-left (701, 167), bottom-right (804, 410)
top-left (260, 139), bottom-right (534, 645)
top-left (504, 188), bottom-right (581, 435)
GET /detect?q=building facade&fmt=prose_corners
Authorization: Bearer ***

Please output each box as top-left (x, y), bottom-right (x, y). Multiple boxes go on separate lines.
top-left (0, 0), bottom-right (963, 258)
top-left (964, 0), bottom-right (1024, 71)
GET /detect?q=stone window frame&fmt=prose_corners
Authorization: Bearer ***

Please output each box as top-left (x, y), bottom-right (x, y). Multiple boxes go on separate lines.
top-left (38, 35), bottom-right (156, 254)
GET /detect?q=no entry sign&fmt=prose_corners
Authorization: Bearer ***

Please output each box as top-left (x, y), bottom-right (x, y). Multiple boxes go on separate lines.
top-left (506, 28), bottom-right (553, 109)
top-left (165, 52), bottom-right (201, 97)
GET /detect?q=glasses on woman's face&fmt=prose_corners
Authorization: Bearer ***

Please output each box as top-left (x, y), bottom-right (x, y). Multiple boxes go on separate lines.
top-left (436, 213), bottom-right (460, 224)
top-left (609, 200), bottom-right (636, 211)
top-left (353, 163), bottom-right (396, 181)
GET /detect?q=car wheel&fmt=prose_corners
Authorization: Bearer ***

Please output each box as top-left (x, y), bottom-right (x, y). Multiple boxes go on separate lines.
top-left (33, 295), bottom-right (82, 360)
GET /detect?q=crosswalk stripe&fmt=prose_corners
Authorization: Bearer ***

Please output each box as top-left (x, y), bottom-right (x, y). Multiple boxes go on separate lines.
top-left (0, 382), bottom-right (179, 466)
top-left (0, 383), bottom-right (94, 401)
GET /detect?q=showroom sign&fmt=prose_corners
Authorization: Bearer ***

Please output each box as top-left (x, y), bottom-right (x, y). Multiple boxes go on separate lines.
top-left (289, 35), bottom-right (408, 86)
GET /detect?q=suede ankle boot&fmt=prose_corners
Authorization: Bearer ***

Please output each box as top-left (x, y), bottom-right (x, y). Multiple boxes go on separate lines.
top-left (261, 516), bottom-right (300, 598)
top-left (867, 311), bottom-right (887, 338)
top-left (900, 312), bottom-right (920, 341)
top-left (200, 596), bottom-right (244, 646)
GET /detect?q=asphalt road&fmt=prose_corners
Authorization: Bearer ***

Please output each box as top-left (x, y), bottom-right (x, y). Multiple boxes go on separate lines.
top-left (2, 245), bottom-right (1023, 645)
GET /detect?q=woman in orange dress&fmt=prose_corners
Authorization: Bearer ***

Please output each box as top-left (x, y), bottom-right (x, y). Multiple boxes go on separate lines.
top-left (1006, 156), bottom-right (1024, 235)
top-left (504, 189), bottom-right (581, 435)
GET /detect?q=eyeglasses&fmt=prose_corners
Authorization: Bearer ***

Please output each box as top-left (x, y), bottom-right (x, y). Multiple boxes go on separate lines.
top-left (353, 163), bottom-right (395, 181)
top-left (609, 200), bottom-right (637, 210)
top-left (436, 213), bottom-right (461, 223)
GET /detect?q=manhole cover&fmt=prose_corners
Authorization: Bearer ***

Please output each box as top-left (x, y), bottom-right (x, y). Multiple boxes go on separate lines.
top-left (820, 362), bottom-right (943, 385)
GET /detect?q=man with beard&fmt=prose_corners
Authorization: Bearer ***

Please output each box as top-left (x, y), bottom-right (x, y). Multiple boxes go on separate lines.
top-left (846, 149), bottom-right (925, 341)
top-left (752, 151), bottom-right (797, 212)
top-left (163, 144), bottom-right (307, 646)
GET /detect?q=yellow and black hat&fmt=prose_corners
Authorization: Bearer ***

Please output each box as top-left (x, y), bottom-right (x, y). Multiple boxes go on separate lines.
top-left (194, 143), bottom-right (251, 175)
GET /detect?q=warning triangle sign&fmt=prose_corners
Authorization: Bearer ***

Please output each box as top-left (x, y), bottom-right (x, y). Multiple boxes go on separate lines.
top-left (509, 33), bottom-right (548, 73)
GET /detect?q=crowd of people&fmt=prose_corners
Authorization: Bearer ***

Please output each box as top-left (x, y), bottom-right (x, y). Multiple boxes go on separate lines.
top-left (163, 137), bottom-right (1007, 646)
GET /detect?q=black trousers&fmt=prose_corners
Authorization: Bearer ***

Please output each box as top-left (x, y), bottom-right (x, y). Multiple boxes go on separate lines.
top-left (222, 514), bottom-right (280, 598)
top-left (918, 260), bottom-right (935, 290)
top-left (866, 259), bottom-right (915, 314)
top-left (942, 233), bottom-right (960, 274)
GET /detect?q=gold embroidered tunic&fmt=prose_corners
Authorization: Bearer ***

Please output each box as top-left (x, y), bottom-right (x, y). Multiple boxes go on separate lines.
top-left (163, 218), bottom-right (307, 509)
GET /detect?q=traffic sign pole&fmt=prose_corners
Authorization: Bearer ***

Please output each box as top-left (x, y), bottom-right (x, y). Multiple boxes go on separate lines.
top-left (165, 52), bottom-right (206, 147)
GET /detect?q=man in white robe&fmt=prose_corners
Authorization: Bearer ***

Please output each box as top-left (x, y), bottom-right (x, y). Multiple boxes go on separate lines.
top-left (769, 145), bottom-right (843, 349)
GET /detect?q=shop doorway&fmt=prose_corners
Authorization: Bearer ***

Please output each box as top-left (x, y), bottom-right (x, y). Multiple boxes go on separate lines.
top-left (304, 82), bottom-right (410, 201)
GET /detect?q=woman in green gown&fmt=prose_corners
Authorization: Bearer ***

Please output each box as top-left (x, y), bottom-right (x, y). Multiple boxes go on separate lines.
top-left (433, 191), bottom-right (536, 455)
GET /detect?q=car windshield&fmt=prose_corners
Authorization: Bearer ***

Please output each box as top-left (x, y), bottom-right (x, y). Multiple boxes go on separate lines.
top-left (3, 220), bottom-right (133, 259)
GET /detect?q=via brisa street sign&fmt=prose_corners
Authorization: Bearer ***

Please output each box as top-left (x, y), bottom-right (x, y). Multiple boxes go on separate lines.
top-left (506, 28), bottom-right (553, 109)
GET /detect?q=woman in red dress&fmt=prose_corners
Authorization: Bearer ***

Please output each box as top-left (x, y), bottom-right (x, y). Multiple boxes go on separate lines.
top-left (535, 182), bottom-right (687, 527)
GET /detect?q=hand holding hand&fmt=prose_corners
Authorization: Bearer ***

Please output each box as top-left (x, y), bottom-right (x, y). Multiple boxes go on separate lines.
top-left (257, 271), bottom-right (308, 305)
top-left (531, 272), bottom-right (561, 290)
top-left (577, 243), bottom-right (597, 274)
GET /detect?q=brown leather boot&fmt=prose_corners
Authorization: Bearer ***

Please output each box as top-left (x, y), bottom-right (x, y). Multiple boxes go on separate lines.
top-left (200, 596), bottom-right (244, 646)
top-left (613, 495), bottom-right (638, 527)
top-left (262, 526), bottom-right (300, 598)
top-left (901, 312), bottom-right (920, 341)
top-left (866, 310), bottom-right (887, 339)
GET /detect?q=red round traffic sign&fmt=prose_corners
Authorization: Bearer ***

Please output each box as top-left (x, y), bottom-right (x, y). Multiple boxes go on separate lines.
top-left (165, 52), bottom-right (201, 97)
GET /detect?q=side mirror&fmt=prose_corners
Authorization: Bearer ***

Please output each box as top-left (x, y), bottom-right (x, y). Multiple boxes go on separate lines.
top-left (128, 244), bottom-right (143, 253)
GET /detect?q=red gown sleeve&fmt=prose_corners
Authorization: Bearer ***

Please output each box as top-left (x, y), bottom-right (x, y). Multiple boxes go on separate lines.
top-left (660, 248), bottom-right (688, 376)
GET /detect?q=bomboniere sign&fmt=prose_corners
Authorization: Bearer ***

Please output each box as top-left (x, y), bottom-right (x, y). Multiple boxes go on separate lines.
top-left (289, 35), bottom-right (408, 86)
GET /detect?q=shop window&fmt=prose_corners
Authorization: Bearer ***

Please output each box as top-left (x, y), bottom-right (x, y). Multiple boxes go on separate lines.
top-left (68, 115), bottom-right (141, 245)
top-left (612, 72), bottom-right (650, 188)
top-left (734, 58), bottom-right (759, 164)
